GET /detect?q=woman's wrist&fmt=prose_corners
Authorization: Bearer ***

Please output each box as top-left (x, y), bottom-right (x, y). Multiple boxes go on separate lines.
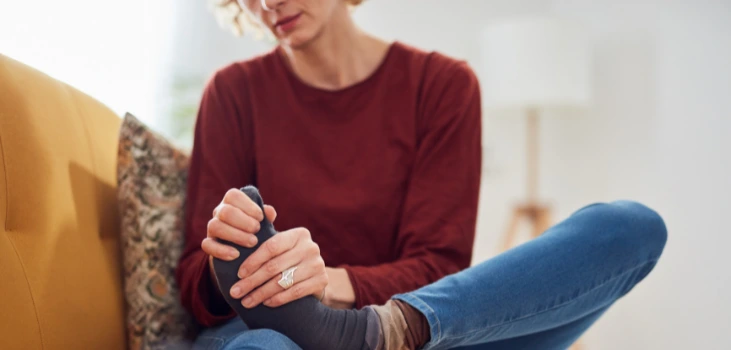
top-left (324, 267), bottom-right (356, 309)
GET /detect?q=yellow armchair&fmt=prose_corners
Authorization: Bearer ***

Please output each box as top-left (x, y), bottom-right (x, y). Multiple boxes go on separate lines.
top-left (0, 54), bottom-right (126, 349)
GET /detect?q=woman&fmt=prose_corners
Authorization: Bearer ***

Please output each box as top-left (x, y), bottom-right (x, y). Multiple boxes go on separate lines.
top-left (175, 0), bottom-right (667, 349)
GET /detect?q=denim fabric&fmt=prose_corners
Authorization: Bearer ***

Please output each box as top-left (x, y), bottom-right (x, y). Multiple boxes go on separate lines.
top-left (394, 200), bottom-right (666, 350)
top-left (192, 317), bottom-right (301, 350)
top-left (193, 200), bottom-right (666, 350)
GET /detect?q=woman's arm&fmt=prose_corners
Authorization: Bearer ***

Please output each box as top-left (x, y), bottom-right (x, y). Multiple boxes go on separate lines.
top-left (340, 59), bottom-right (483, 308)
top-left (175, 66), bottom-right (255, 327)
top-left (321, 267), bottom-right (356, 308)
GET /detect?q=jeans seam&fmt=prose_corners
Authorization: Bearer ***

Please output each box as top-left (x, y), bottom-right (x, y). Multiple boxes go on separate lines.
top-left (414, 295), bottom-right (442, 341)
top-left (436, 259), bottom-right (658, 343)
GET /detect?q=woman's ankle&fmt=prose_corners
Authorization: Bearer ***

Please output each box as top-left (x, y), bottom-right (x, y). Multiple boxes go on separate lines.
top-left (393, 299), bottom-right (430, 349)
top-left (369, 299), bottom-right (430, 350)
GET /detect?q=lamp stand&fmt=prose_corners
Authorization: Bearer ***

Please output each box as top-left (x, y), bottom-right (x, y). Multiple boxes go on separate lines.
top-left (501, 108), bottom-right (552, 250)
top-left (499, 108), bottom-right (584, 350)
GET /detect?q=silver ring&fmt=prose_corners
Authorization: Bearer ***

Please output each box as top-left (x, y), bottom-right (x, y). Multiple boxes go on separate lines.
top-left (278, 266), bottom-right (297, 289)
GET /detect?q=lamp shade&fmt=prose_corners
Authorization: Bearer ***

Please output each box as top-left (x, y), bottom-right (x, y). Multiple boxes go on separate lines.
top-left (481, 16), bottom-right (592, 111)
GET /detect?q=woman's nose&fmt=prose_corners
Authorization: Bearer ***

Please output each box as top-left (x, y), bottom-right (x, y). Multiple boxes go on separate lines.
top-left (261, 0), bottom-right (285, 11)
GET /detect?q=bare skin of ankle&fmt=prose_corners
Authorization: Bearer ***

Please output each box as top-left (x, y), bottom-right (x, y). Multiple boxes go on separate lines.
top-left (393, 299), bottom-right (430, 349)
top-left (370, 299), bottom-right (430, 350)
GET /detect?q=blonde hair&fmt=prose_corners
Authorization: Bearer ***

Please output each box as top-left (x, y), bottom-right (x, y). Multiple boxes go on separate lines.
top-left (208, 0), bottom-right (363, 38)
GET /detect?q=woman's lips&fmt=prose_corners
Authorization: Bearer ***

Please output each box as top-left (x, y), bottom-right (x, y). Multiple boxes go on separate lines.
top-left (275, 13), bottom-right (302, 33)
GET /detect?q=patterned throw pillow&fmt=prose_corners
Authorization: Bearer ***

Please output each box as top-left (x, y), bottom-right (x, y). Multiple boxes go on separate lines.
top-left (117, 113), bottom-right (197, 349)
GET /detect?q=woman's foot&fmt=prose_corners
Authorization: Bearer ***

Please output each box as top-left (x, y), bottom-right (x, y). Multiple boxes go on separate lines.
top-left (212, 186), bottom-right (430, 350)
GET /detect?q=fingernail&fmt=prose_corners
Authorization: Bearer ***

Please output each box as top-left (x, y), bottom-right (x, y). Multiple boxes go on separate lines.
top-left (248, 236), bottom-right (258, 247)
top-left (231, 286), bottom-right (241, 298)
top-left (238, 268), bottom-right (247, 279)
top-left (229, 250), bottom-right (240, 259)
top-left (243, 297), bottom-right (253, 308)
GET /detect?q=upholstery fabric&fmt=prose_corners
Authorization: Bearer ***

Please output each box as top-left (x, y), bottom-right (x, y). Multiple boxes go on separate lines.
top-left (117, 112), bottom-right (195, 349)
top-left (0, 54), bottom-right (126, 349)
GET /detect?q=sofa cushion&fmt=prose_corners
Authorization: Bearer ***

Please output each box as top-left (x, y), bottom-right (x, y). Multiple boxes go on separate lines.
top-left (117, 113), bottom-right (196, 349)
top-left (1, 54), bottom-right (126, 350)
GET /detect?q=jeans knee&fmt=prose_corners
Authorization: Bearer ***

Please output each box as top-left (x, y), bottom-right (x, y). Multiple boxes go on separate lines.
top-left (617, 201), bottom-right (666, 250)
top-left (597, 200), bottom-right (667, 259)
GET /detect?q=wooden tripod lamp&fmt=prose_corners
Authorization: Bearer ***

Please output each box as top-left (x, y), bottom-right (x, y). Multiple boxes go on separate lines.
top-left (481, 16), bottom-right (592, 350)
top-left (481, 17), bottom-right (592, 249)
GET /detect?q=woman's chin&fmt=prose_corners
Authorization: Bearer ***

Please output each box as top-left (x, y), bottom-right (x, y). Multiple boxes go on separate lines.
top-left (277, 31), bottom-right (316, 50)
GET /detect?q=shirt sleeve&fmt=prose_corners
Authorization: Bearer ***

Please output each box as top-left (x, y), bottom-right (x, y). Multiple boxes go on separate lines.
top-left (342, 60), bottom-right (483, 308)
top-left (175, 67), bottom-right (254, 327)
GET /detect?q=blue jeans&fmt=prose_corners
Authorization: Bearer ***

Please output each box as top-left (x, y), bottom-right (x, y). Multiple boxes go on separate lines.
top-left (194, 200), bottom-right (667, 350)
top-left (192, 317), bottom-right (300, 350)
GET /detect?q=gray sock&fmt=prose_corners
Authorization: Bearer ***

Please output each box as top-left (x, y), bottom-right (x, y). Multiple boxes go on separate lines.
top-left (212, 186), bottom-right (381, 350)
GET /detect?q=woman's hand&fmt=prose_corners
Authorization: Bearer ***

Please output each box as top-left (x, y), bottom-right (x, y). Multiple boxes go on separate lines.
top-left (229, 227), bottom-right (328, 308)
top-left (203, 188), bottom-right (276, 274)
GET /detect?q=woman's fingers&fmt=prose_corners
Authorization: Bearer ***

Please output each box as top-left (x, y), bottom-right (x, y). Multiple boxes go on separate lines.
top-left (202, 237), bottom-right (240, 261)
top-left (263, 205), bottom-right (277, 222)
top-left (214, 203), bottom-right (261, 233)
top-left (207, 217), bottom-right (258, 248)
top-left (237, 227), bottom-right (306, 278)
top-left (264, 260), bottom-right (328, 308)
top-left (265, 274), bottom-right (328, 308)
top-left (231, 240), bottom-right (305, 299)
top-left (241, 259), bottom-right (325, 309)
top-left (222, 188), bottom-right (264, 222)
top-left (204, 189), bottom-right (279, 273)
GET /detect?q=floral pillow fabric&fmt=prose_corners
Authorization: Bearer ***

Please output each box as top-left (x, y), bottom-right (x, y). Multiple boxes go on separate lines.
top-left (117, 112), bottom-right (196, 349)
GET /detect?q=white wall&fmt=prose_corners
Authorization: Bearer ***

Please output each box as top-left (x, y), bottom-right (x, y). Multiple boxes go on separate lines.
top-left (0, 0), bottom-right (176, 129)
top-left (356, 0), bottom-right (731, 348)
top-left (167, 0), bottom-right (273, 79)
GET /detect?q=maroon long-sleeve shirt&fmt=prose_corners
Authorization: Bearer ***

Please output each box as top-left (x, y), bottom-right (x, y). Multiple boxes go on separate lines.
top-left (175, 42), bottom-right (483, 327)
